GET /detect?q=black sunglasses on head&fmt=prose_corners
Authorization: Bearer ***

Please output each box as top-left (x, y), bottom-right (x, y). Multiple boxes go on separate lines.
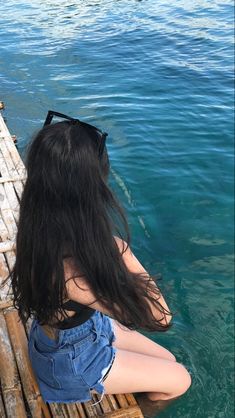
top-left (43, 110), bottom-right (108, 157)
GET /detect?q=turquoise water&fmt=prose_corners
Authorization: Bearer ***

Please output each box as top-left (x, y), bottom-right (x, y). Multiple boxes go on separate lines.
top-left (0, 1), bottom-right (234, 416)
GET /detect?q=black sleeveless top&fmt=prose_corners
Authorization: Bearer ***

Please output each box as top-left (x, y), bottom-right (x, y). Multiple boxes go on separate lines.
top-left (59, 256), bottom-right (95, 329)
top-left (57, 300), bottom-right (95, 329)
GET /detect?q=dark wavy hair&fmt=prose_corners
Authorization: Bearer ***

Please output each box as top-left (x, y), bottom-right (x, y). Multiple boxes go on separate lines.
top-left (10, 120), bottom-right (172, 331)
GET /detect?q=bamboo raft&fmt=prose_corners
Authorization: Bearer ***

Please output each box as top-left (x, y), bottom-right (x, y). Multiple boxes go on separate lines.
top-left (0, 108), bottom-right (144, 418)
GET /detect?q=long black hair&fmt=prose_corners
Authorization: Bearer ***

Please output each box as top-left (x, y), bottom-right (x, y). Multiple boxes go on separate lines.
top-left (10, 120), bottom-right (172, 331)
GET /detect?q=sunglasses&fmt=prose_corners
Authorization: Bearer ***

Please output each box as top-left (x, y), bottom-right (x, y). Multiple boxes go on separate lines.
top-left (43, 110), bottom-right (108, 157)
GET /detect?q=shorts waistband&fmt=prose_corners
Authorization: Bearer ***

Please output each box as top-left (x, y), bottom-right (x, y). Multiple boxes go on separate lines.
top-left (31, 310), bottom-right (101, 349)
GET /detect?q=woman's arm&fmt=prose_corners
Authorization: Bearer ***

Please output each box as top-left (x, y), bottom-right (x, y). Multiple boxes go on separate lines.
top-left (65, 238), bottom-right (172, 325)
top-left (115, 237), bottom-right (172, 326)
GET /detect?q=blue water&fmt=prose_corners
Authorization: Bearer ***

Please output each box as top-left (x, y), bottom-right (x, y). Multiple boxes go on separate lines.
top-left (0, 1), bottom-right (234, 417)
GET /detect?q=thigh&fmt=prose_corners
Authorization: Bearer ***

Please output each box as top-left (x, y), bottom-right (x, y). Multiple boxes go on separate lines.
top-left (112, 320), bottom-right (176, 361)
top-left (103, 349), bottom-right (190, 397)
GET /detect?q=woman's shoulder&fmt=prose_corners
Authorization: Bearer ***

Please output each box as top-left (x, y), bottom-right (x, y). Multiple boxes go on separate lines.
top-left (113, 236), bottom-right (129, 254)
top-left (63, 257), bottom-right (79, 280)
top-left (63, 238), bottom-right (131, 273)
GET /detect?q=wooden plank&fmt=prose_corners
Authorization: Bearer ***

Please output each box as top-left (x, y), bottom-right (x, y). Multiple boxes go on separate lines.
top-left (0, 113), bottom-right (26, 175)
top-left (4, 309), bottom-right (51, 418)
top-left (0, 312), bottom-right (27, 417)
top-left (98, 395), bottom-right (113, 413)
top-left (83, 399), bottom-right (100, 417)
top-left (0, 299), bottom-right (13, 310)
top-left (0, 217), bottom-right (9, 241)
top-left (0, 240), bottom-right (16, 253)
top-left (0, 183), bottom-right (17, 239)
top-left (91, 395), bottom-right (103, 415)
top-left (49, 403), bottom-right (67, 418)
top-left (66, 403), bottom-right (83, 418)
top-left (0, 151), bottom-right (20, 221)
top-left (0, 393), bottom-right (6, 418)
top-left (0, 176), bottom-right (26, 184)
top-left (124, 393), bottom-right (137, 406)
top-left (3, 181), bottom-right (19, 223)
top-left (0, 132), bottom-right (25, 177)
top-left (106, 395), bottom-right (119, 410)
top-left (0, 252), bottom-right (9, 282)
top-left (5, 249), bottom-right (15, 272)
top-left (0, 193), bottom-right (16, 236)
top-left (75, 403), bottom-right (87, 418)
top-left (0, 253), bottom-right (11, 300)
top-left (115, 394), bottom-right (129, 408)
top-left (0, 141), bottom-right (24, 202)
top-left (3, 389), bottom-right (27, 418)
top-left (57, 404), bottom-right (71, 418)
top-left (103, 405), bottom-right (144, 418)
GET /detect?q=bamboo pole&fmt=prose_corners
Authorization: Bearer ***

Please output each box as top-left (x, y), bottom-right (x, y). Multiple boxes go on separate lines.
top-left (0, 299), bottom-right (13, 310)
top-left (103, 406), bottom-right (144, 418)
top-left (90, 395), bottom-right (103, 415)
top-left (66, 403), bottom-right (86, 418)
top-left (0, 119), bottom-right (25, 205)
top-left (0, 253), bottom-right (11, 300)
top-left (0, 140), bottom-right (24, 200)
top-left (125, 393), bottom-right (138, 406)
top-left (0, 183), bottom-right (17, 240)
top-left (75, 403), bottom-right (87, 418)
top-left (0, 312), bottom-right (27, 417)
top-left (5, 249), bottom-right (16, 272)
top-left (0, 176), bottom-right (26, 184)
top-left (115, 394), bottom-right (129, 408)
top-left (0, 239), bottom-right (16, 253)
top-left (99, 395), bottom-right (113, 413)
top-left (106, 394), bottom-right (119, 410)
top-left (0, 149), bottom-right (20, 215)
top-left (49, 403), bottom-right (67, 418)
top-left (0, 113), bottom-right (26, 176)
top-left (0, 217), bottom-right (9, 241)
top-left (5, 309), bottom-right (51, 418)
top-left (83, 400), bottom-right (100, 417)
top-left (0, 394), bottom-right (6, 418)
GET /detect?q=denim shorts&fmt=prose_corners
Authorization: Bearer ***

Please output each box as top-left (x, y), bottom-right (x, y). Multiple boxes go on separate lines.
top-left (28, 310), bottom-right (116, 404)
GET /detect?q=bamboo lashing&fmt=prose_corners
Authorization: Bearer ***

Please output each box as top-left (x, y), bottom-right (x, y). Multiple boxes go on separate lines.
top-left (0, 176), bottom-right (26, 184)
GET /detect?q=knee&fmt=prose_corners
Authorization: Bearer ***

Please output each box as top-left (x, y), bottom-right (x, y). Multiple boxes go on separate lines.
top-left (175, 364), bottom-right (192, 396)
top-left (168, 352), bottom-right (176, 362)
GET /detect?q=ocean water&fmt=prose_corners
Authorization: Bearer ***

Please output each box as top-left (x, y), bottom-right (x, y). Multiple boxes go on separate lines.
top-left (0, 1), bottom-right (234, 417)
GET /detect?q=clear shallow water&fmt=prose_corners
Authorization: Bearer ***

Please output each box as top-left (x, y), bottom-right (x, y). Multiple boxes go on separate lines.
top-left (0, 1), bottom-right (234, 417)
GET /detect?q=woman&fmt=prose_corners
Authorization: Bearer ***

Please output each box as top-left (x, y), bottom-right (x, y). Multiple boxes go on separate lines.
top-left (11, 111), bottom-right (191, 409)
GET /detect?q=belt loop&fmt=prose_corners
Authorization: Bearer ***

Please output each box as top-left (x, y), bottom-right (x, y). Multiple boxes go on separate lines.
top-left (91, 312), bottom-right (102, 343)
top-left (57, 328), bottom-right (64, 346)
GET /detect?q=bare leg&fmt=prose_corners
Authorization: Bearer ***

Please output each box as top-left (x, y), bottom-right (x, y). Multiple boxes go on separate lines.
top-left (107, 321), bottom-right (190, 416)
top-left (103, 349), bottom-right (191, 400)
top-left (112, 320), bottom-right (176, 361)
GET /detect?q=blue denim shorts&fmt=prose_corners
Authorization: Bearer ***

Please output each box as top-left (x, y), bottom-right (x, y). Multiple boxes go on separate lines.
top-left (28, 310), bottom-right (116, 404)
